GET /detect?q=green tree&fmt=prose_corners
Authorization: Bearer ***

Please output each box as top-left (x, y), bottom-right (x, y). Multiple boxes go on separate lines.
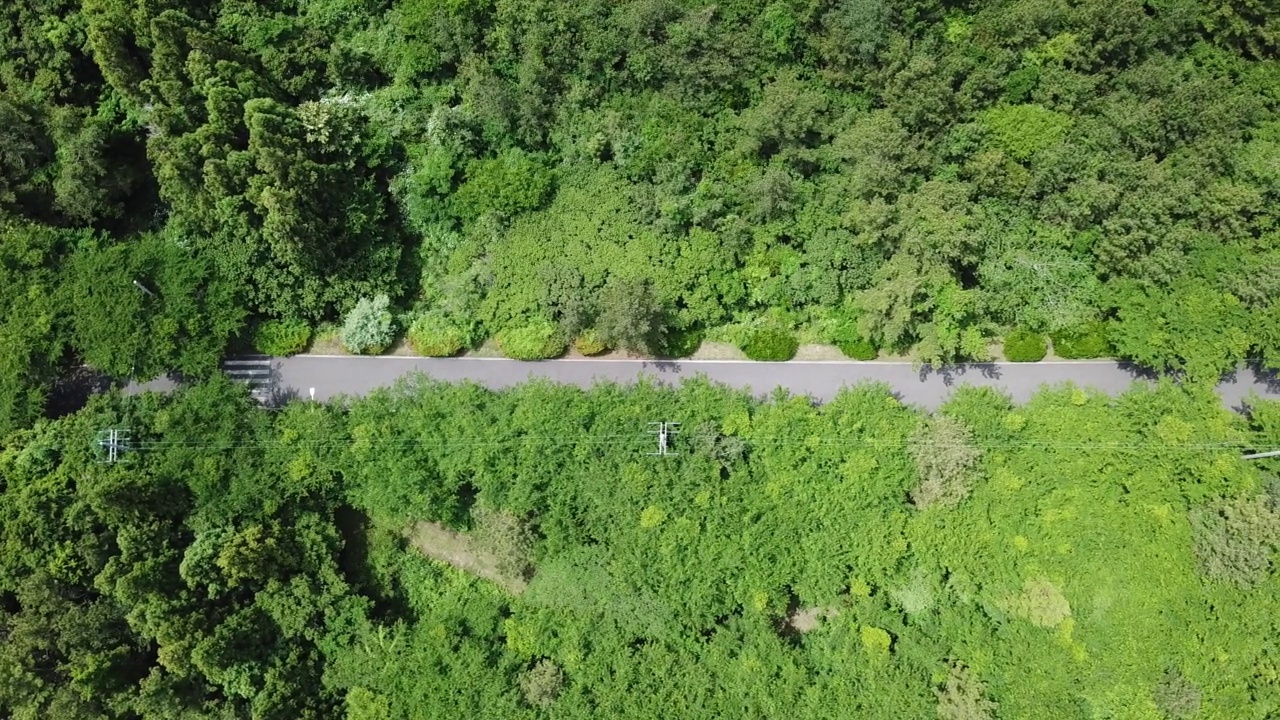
top-left (595, 276), bottom-right (665, 355)
top-left (519, 659), bottom-right (564, 709)
top-left (908, 415), bottom-right (981, 508)
top-left (1108, 279), bottom-right (1251, 381)
top-left (936, 662), bottom-right (998, 720)
top-left (1189, 494), bottom-right (1280, 587)
top-left (65, 233), bottom-right (245, 380)
top-left (341, 295), bottom-right (395, 355)
top-left (452, 149), bottom-right (555, 222)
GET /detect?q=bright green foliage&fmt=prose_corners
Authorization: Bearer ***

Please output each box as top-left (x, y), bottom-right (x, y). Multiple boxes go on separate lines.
top-left (341, 295), bottom-right (395, 355)
top-left (1003, 329), bottom-right (1048, 362)
top-left (1052, 322), bottom-right (1112, 359)
top-left (832, 317), bottom-right (878, 360)
top-left (0, 0), bottom-right (1276, 402)
top-left (497, 319), bottom-right (565, 360)
top-left (573, 329), bottom-right (609, 356)
top-left (839, 338), bottom-right (878, 361)
top-left (741, 328), bottom-right (799, 361)
top-left (979, 104), bottom-right (1072, 161)
top-left (252, 319), bottom-right (311, 357)
top-left (2, 377), bottom-right (1280, 718)
top-left (1110, 280), bottom-right (1253, 381)
top-left (479, 170), bottom-right (662, 334)
top-left (407, 311), bottom-right (468, 357)
top-left (452, 150), bottom-right (555, 222)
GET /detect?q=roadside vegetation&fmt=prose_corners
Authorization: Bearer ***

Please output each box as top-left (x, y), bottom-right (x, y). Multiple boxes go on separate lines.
top-left (2, 0), bottom-right (1279, 435)
top-left (2, 1), bottom-right (1279, 717)
top-left (1, 376), bottom-right (1278, 718)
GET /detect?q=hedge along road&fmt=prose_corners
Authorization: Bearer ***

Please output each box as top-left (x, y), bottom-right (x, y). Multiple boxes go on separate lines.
top-left (181, 355), bottom-right (1280, 411)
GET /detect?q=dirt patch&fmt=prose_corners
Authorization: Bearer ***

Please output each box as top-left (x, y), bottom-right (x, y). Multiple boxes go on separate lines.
top-left (786, 605), bottom-right (840, 634)
top-left (386, 337), bottom-right (418, 356)
top-left (690, 341), bottom-right (747, 360)
top-left (406, 521), bottom-right (528, 595)
top-left (307, 334), bottom-right (346, 356)
top-left (793, 344), bottom-right (846, 361)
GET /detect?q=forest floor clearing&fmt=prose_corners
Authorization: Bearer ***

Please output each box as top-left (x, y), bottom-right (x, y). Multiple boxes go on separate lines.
top-left (785, 605), bottom-right (841, 634)
top-left (792, 344), bottom-right (847, 361)
top-left (407, 521), bottom-right (528, 595)
top-left (689, 341), bottom-right (748, 360)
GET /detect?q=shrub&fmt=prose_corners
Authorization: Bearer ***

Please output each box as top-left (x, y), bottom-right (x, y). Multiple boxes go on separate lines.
top-left (936, 662), bottom-right (998, 720)
top-left (741, 328), bottom-right (798, 361)
top-left (407, 312), bottom-right (467, 357)
top-left (831, 318), bottom-right (878, 360)
top-left (497, 319), bottom-right (565, 360)
top-left (252, 319), bottom-right (311, 357)
top-left (472, 504), bottom-right (534, 580)
top-left (838, 339), bottom-right (877, 361)
top-left (573, 329), bottom-right (609, 356)
top-left (340, 294), bottom-right (396, 355)
top-left (1190, 494), bottom-right (1280, 587)
top-left (908, 415), bottom-right (980, 508)
top-left (519, 659), bottom-right (564, 709)
top-left (1051, 321), bottom-right (1111, 359)
top-left (658, 327), bottom-right (705, 358)
top-left (1002, 329), bottom-right (1047, 362)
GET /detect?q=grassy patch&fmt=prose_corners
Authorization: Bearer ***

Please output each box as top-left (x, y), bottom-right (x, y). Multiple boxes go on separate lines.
top-left (406, 521), bottom-right (528, 595)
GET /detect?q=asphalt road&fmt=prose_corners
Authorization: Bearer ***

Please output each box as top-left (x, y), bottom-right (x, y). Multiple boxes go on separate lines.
top-left (238, 356), bottom-right (1280, 411)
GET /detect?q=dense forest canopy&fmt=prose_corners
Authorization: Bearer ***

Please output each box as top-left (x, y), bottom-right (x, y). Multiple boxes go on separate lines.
top-left (1, 377), bottom-right (1279, 718)
top-left (1, 0), bottom-right (1279, 424)
top-left (2, 2), bottom-right (1280, 717)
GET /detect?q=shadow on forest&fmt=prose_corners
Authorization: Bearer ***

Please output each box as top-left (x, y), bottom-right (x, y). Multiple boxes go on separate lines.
top-left (335, 505), bottom-right (414, 623)
top-left (47, 365), bottom-right (113, 419)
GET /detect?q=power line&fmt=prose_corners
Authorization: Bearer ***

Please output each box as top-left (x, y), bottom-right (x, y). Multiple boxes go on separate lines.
top-left (647, 422), bottom-right (680, 456)
top-left (95, 428), bottom-right (132, 463)
top-left (107, 427), bottom-right (1269, 450)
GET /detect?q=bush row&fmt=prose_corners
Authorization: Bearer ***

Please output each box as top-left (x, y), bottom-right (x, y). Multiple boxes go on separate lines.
top-left (254, 303), bottom-right (1115, 364)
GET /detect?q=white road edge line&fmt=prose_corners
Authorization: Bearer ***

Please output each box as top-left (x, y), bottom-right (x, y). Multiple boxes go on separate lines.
top-left (292, 355), bottom-right (1122, 366)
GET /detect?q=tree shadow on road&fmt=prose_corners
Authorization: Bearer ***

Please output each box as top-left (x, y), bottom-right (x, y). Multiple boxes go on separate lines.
top-left (916, 362), bottom-right (1003, 385)
top-left (642, 360), bottom-right (683, 374)
top-left (1117, 361), bottom-right (1160, 382)
top-left (1242, 361), bottom-right (1280, 393)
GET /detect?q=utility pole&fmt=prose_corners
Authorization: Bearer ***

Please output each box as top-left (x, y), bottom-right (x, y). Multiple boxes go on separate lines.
top-left (133, 279), bottom-right (156, 297)
top-left (1242, 449), bottom-right (1280, 460)
top-left (648, 422), bottom-right (680, 456)
top-left (95, 429), bottom-right (131, 464)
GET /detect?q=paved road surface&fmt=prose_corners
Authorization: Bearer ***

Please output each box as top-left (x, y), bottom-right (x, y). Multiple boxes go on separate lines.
top-left (184, 356), bottom-right (1280, 411)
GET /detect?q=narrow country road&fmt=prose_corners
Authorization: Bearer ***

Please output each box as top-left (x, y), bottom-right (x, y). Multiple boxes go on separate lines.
top-left (178, 356), bottom-right (1280, 411)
